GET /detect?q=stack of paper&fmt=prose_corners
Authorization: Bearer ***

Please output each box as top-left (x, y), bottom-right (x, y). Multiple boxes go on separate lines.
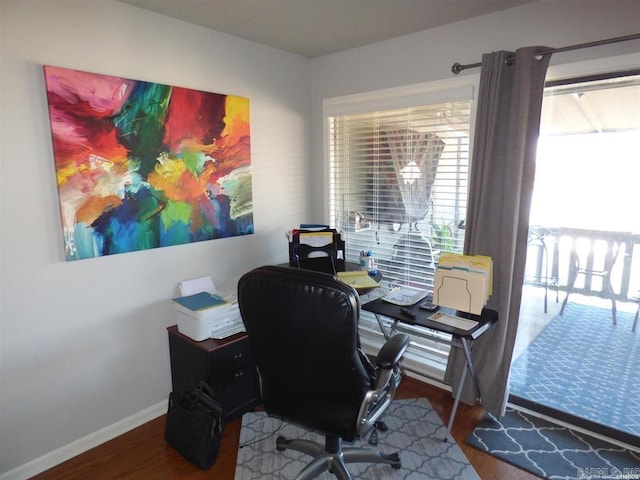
top-left (209, 303), bottom-right (246, 339)
top-left (428, 311), bottom-right (479, 331)
top-left (381, 285), bottom-right (429, 306)
top-left (337, 271), bottom-right (380, 289)
top-left (433, 254), bottom-right (493, 315)
top-left (173, 291), bottom-right (229, 311)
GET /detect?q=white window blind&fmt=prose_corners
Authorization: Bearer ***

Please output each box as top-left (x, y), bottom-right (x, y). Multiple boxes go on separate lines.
top-left (328, 100), bottom-right (471, 290)
top-left (328, 98), bottom-right (473, 378)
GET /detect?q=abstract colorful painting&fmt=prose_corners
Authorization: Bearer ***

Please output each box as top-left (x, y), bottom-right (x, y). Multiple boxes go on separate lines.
top-left (43, 65), bottom-right (253, 261)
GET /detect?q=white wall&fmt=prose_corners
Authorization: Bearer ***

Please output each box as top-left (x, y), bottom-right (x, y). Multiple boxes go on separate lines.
top-left (0, 0), bottom-right (311, 476)
top-left (310, 0), bottom-right (640, 220)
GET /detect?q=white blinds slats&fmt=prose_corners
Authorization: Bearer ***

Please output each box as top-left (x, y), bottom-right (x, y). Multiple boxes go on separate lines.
top-left (329, 101), bottom-right (471, 291)
top-left (328, 97), bottom-right (473, 378)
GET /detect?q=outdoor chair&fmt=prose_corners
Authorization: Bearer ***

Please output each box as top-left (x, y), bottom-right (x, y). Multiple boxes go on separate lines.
top-left (526, 227), bottom-right (559, 314)
top-left (629, 290), bottom-right (640, 333)
top-left (559, 237), bottom-right (626, 325)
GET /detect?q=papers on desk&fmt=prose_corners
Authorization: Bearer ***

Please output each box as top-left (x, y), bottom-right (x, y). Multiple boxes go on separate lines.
top-left (173, 291), bottom-right (229, 311)
top-left (381, 285), bottom-right (429, 306)
top-left (337, 271), bottom-right (379, 289)
top-left (428, 311), bottom-right (479, 331)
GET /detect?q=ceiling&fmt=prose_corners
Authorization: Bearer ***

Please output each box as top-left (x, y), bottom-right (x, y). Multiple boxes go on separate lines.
top-left (119, 0), bottom-right (640, 134)
top-left (119, 0), bottom-right (538, 58)
top-left (541, 76), bottom-right (640, 135)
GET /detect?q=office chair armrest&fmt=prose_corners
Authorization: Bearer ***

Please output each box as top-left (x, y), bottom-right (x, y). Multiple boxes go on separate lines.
top-left (356, 334), bottom-right (409, 435)
top-left (376, 334), bottom-right (409, 369)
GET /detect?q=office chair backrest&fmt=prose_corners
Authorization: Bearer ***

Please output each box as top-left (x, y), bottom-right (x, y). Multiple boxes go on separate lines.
top-left (237, 265), bottom-right (371, 439)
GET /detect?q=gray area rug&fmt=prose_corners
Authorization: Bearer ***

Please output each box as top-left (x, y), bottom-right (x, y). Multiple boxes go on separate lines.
top-left (466, 407), bottom-right (640, 480)
top-left (510, 303), bottom-right (640, 437)
top-left (235, 397), bottom-right (479, 479)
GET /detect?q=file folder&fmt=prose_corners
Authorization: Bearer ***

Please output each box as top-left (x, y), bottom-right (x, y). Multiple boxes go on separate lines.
top-left (433, 254), bottom-right (493, 315)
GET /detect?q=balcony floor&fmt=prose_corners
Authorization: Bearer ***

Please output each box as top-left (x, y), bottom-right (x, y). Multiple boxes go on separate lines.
top-left (511, 285), bottom-right (640, 445)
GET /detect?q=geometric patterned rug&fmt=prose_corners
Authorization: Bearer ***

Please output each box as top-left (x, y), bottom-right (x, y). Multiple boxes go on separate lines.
top-left (466, 407), bottom-right (640, 480)
top-left (509, 303), bottom-right (640, 438)
top-left (235, 398), bottom-right (479, 479)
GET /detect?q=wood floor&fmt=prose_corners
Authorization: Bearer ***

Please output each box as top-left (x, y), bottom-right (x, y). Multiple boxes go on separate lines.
top-left (31, 376), bottom-right (539, 480)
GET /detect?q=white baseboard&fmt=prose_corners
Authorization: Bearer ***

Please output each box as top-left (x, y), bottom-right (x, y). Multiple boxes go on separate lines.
top-left (0, 401), bottom-right (167, 480)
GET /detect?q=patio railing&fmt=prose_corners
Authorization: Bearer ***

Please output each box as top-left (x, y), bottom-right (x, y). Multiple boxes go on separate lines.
top-left (525, 226), bottom-right (640, 301)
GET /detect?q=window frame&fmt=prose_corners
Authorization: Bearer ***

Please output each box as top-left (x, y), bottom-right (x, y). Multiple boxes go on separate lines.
top-left (322, 77), bottom-right (479, 379)
top-left (322, 76), bottom-right (478, 221)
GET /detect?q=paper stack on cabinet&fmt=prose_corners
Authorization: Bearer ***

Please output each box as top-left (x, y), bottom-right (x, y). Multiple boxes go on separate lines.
top-left (433, 254), bottom-right (493, 315)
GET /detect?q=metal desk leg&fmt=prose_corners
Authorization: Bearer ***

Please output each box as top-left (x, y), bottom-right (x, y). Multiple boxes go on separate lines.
top-left (461, 338), bottom-right (482, 402)
top-left (374, 314), bottom-right (391, 340)
top-left (444, 338), bottom-right (481, 442)
top-left (445, 361), bottom-right (468, 442)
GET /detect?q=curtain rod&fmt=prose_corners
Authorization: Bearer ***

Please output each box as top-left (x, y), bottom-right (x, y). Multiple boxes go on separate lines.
top-left (451, 33), bottom-right (640, 75)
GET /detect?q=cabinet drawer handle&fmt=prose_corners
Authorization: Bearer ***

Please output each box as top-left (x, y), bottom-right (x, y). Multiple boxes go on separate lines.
top-left (234, 370), bottom-right (244, 378)
top-left (234, 352), bottom-right (243, 360)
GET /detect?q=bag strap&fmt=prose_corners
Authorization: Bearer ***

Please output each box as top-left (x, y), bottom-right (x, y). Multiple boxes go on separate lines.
top-left (197, 380), bottom-right (216, 398)
top-left (195, 381), bottom-right (224, 421)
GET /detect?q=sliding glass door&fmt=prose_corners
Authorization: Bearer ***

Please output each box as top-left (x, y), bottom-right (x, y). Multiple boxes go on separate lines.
top-left (509, 70), bottom-right (640, 445)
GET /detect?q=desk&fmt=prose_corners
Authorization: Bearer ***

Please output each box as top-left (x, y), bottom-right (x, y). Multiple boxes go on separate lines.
top-left (361, 298), bottom-right (497, 440)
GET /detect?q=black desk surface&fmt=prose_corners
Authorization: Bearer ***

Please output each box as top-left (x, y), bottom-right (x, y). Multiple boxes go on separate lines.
top-left (361, 299), bottom-right (498, 340)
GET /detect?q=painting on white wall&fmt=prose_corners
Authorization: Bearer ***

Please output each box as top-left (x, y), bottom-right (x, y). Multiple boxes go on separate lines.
top-left (44, 65), bottom-right (253, 261)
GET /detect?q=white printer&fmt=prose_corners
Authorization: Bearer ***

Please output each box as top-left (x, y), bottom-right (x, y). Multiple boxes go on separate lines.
top-left (172, 276), bottom-right (246, 341)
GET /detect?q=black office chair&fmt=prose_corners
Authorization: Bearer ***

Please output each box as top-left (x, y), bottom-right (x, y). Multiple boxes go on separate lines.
top-left (237, 266), bottom-right (409, 480)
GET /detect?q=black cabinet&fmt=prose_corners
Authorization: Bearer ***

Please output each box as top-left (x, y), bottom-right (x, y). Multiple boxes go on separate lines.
top-left (167, 325), bottom-right (261, 422)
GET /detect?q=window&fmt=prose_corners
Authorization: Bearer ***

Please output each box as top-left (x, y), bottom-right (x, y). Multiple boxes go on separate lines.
top-left (325, 85), bottom-right (474, 376)
top-left (513, 70), bottom-right (640, 443)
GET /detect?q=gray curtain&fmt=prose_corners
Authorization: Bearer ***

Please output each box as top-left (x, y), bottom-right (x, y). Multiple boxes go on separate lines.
top-left (444, 47), bottom-right (551, 417)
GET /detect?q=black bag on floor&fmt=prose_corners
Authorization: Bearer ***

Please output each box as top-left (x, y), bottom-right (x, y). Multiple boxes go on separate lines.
top-left (165, 381), bottom-right (224, 469)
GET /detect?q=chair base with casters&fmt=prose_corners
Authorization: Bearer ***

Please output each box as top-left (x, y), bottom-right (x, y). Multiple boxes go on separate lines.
top-left (273, 358), bottom-right (405, 480)
top-left (269, 331), bottom-right (408, 480)
top-left (275, 434), bottom-right (401, 480)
